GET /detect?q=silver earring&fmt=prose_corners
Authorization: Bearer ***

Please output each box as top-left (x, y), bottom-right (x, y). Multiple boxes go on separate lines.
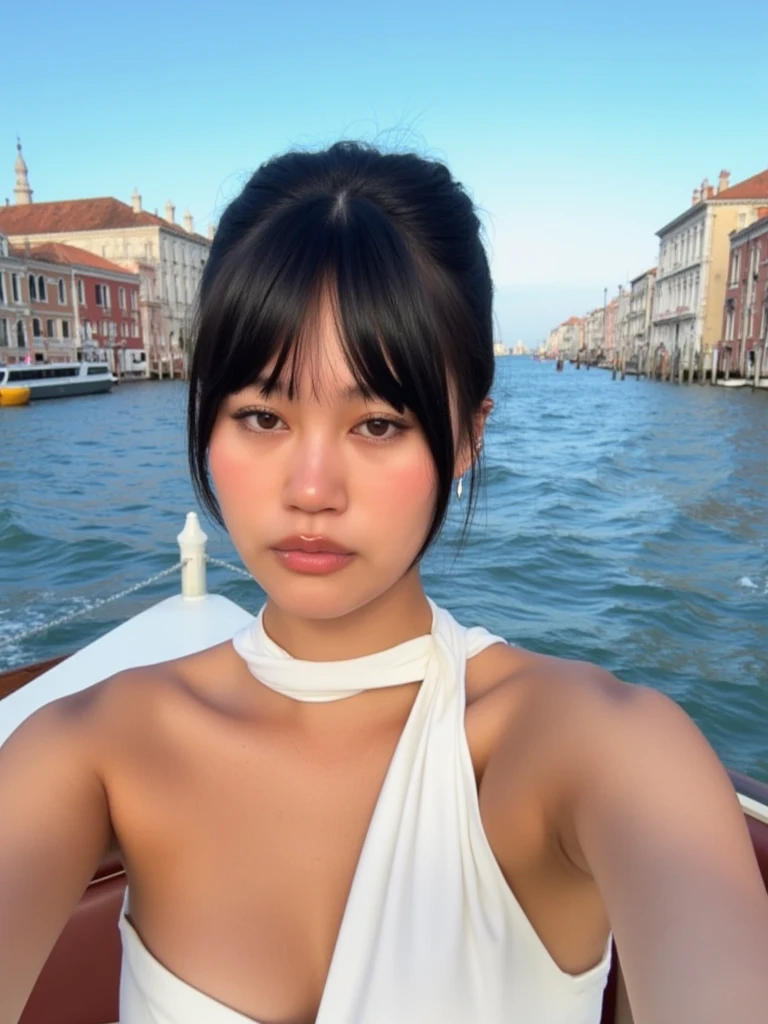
top-left (457, 476), bottom-right (464, 500)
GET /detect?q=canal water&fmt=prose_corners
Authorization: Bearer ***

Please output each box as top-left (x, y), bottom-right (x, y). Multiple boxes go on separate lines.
top-left (1, 359), bottom-right (766, 781)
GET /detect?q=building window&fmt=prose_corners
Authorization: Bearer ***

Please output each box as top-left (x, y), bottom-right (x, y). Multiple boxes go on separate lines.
top-left (62, 320), bottom-right (70, 339)
top-left (32, 317), bottom-right (41, 337)
top-left (119, 286), bottom-right (126, 309)
top-left (38, 276), bottom-right (46, 301)
top-left (58, 278), bottom-right (66, 304)
top-left (46, 319), bottom-right (55, 338)
top-left (95, 283), bottom-right (111, 308)
top-left (730, 251), bottom-right (741, 286)
top-left (725, 308), bottom-right (735, 342)
top-left (17, 321), bottom-right (25, 346)
top-left (0, 318), bottom-right (8, 344)
top-left (77, 279), bottom-right (85, 305)
top-left (29, 274), bottom-right (37, 301)
top-left (11, 273), bottom-right (20, 302)
top-left (0, 274), bottom-right (5, 304)
top-left (131, 289), bottom-right (138, 309)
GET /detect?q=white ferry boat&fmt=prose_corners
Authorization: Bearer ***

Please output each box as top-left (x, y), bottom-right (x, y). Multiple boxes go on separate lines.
top-left (0, 360), bottom-right (115, 400)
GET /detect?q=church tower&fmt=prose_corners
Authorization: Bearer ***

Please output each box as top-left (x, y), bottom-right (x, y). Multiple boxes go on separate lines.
top-left (13, 139), bottom-right (33, 205)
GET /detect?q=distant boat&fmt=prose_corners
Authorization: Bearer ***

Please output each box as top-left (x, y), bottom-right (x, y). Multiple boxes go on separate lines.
top-left (0, 361), bottom-right (115, 400)
top-left (556, 358), bottom-right (564, 372)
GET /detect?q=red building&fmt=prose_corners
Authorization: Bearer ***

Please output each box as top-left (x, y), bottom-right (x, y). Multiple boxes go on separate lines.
top-left (720, 211), bottom-right (768, 379)
top-left (24, 243), bottom-right (145, 377)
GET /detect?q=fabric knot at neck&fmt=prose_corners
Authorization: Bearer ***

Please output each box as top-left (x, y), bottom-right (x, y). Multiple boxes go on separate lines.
top-left (231, 600), bottom-right (437, 702)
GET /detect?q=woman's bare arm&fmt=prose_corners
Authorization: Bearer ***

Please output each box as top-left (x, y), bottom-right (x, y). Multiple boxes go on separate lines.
top-left (567, 676), bottom-right (768, 1024)
top-left (0, 687), bottom-right (114, 1024)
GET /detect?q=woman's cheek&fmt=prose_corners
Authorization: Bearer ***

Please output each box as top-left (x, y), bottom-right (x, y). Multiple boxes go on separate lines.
top-left (208, 429), bottom-right (266, 512)
top-left (371, 455), bottom-right (436, 524)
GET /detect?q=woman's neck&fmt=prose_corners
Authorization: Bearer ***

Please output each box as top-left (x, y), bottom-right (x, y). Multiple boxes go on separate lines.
top-left (261, 569), bottom-right (432, 662)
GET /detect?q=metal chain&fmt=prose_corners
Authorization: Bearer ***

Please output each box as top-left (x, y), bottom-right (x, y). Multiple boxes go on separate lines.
top-left (0, 560), bottom-right (186, 651)
top-left (205, 556), bottom-right (253, 580)
top-left (0, 554), bottom-right (255, 652)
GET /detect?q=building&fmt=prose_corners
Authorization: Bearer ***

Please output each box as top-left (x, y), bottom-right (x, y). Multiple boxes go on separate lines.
top-left (16, 247), bottom-right (78, 363)
top-left (0, 231), bottom-right (145, 373)
top-left (25, 243), bottom-right (145, 376)
top-left (651, 168), bottom-right (768, 375)
top-left (0, 144), bottom-right (212, 377)
top-left (628, 269), bottom-right (656, 363)
top-left (583, 307), bottom-right (605, 360)
top-left (0, 232), bottom-right (31, 356)
top-left (614, 288), bottom-right (631, 359)
top-left (545, 317), bottom-right (583, 360)
top-left (604, 297), bottom-right (619, 360)
top-left (719, 213), bottom-right (768, 379)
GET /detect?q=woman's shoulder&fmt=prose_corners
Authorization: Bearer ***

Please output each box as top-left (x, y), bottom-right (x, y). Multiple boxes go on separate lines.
top-left (22, 639), bottom-right (242, 761)
top-left (475, 642), bottom-right (704, 866)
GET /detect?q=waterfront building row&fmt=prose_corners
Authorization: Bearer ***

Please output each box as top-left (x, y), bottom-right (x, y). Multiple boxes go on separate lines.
top-left (0, 142), bottom-right (212, 377)
top-left (545, 167), bottom-right (768, 380)
top-left (0, 232), bottom-right (145, 376)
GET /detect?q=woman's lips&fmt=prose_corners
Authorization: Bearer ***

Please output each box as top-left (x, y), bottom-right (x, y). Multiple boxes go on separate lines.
top-left (271, 550), bottom-right (354, 575)
top-left (271, 536), bottom-right (355, 575)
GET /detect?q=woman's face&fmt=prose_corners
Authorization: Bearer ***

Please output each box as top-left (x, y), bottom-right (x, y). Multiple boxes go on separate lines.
top-left (208, 300), bottom-right (438, 621)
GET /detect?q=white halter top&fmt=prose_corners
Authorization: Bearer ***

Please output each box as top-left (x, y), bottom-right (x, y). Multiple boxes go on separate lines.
top-left (118, 599), bottom-right (612, 1023)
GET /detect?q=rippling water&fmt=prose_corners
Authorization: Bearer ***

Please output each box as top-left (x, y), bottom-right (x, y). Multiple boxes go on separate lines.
top-left (1, 360), bottom-right (766, 781)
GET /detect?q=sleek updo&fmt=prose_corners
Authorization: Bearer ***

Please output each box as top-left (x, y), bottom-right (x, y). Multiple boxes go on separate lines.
top-left (188, 141), bottom-right (494, 561)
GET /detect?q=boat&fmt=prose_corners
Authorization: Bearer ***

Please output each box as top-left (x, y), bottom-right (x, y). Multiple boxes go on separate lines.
top-left (0, 361), bottom-right (115, 400)
top-left (556, 358), bottom-right (564, 372)
top-left (0, 385), bottom-right (30, 407)
top-left (1, 513), bottom-right (766, 1024)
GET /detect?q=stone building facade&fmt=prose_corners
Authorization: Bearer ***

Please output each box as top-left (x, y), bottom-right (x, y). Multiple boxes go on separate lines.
top-left (652, 168), bottom-right (768, 375)
top-left (0, 148), bottom-right (211, 377)
top-left (628, 269), bottom-right (656, 362)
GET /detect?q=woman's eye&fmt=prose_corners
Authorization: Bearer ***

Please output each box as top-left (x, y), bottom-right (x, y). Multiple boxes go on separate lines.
top-left (235, 409), bottom-right (284, 431)
top-left (355, 418), bottom-right (402, 441)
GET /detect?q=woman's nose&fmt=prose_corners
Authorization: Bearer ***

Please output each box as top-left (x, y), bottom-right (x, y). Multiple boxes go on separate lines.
top-left (282, 435), bottom-right (348, 515)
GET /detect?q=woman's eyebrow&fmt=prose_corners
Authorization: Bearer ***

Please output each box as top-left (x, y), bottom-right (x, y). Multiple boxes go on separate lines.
top-left (250, 376), bottom-right (374, 402)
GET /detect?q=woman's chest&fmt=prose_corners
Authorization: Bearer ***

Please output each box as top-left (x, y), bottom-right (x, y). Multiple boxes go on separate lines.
top-left (107, 663), bottom-right (603, 1023)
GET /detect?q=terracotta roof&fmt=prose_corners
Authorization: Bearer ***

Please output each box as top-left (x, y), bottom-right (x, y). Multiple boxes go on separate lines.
top-left (713, 168), bottom-right (768, 201)
top-left (0, 197), bottom-right (210, 245)
top-left (10, 241), bottom-right (138, 278)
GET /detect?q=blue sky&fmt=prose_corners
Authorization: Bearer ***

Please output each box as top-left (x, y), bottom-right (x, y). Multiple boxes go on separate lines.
top-left (3, 0), bottom-right (767, 344)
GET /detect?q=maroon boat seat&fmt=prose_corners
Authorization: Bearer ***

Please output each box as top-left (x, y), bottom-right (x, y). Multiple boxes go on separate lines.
top-left (19, 858), bottom-right (126, 1024)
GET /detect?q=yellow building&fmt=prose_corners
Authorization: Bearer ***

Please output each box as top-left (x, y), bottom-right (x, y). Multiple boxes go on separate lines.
top-left (652, 169), bottom-right (768, 373)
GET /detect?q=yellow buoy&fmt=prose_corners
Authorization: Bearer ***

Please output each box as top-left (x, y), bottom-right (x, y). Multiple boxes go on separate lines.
top-left (0, 386), bottom-right (31, 407)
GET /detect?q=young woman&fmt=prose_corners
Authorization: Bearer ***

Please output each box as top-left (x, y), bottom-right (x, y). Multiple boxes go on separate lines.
top-left (1, 142), bottom-right (767, 1024)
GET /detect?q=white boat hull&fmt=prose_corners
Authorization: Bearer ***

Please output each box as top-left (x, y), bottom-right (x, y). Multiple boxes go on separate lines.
top-left (0, 594), bottom-right (254, 745)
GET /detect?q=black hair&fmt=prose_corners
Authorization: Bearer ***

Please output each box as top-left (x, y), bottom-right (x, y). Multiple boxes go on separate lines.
top-left (188, 141), bottom-right (494, 562)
